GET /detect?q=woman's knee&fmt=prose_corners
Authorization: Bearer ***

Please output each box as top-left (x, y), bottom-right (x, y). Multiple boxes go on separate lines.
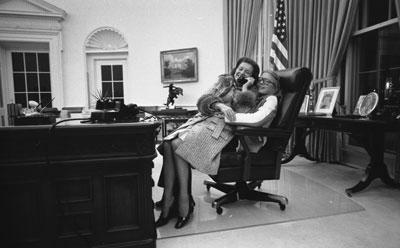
top-left (171, 138), bottom-right (183, 151)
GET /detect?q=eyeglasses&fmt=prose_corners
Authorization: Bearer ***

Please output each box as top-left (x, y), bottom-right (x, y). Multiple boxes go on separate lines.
top-left (259, 78), bottom-right (277, 87)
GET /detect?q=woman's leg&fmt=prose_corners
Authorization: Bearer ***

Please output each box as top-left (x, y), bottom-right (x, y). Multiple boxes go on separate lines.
top-left (160, 140), bottom-right (176, 216)
top-left (171, 138), bottom-right (191, 217)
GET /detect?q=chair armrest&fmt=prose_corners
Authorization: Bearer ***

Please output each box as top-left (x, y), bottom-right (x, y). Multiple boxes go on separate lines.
top-left (234, 126), bottom-right (291, 139)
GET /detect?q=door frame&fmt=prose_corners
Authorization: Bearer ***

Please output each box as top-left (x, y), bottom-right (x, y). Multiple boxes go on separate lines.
top-left (86, 52), bottom-right (128, 108)
top-left (94, 59), bottom-right (127, 100)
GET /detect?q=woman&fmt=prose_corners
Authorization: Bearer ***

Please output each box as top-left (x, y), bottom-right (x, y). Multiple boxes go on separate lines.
top-left (226, 70), bottom-right (281, 153)
top-left (155, 57), bottom-right (260, 229)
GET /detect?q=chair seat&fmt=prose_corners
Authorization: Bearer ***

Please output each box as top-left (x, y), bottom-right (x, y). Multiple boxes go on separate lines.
top-left (211, 149), bottom-right (281, 182)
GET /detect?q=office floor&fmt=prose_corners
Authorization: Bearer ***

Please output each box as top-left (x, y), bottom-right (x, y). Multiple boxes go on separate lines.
top-left (153, 156), bottom-right (400, 248)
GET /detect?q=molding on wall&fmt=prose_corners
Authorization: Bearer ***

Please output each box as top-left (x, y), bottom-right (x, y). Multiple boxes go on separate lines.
top-left (0, 0), bottom-right (66, 20)
top-left (84, 27), bottom-right (128, 52)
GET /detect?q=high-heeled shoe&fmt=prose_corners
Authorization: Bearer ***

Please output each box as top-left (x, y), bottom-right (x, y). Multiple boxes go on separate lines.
top-left (174, 200), bottom-right (195, 229)
top-left (155, 202), bottom-right (177, 227)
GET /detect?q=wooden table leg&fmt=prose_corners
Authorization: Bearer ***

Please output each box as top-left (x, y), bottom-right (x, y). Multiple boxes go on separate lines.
top-left (345, 131), bottom-right (400, 196)
top-left (281, 127), bottom-right (316, 164)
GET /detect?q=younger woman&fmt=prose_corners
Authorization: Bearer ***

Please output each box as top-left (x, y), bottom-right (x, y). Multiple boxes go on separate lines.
top-left (225, 70), bottom-right (281, 153)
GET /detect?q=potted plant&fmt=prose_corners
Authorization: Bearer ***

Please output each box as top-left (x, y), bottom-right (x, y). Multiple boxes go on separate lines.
top-left (92, 89), bottom-right (114, 110)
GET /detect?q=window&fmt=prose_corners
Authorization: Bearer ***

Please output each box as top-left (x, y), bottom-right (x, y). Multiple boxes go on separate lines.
top-left (93, 59), bottom-right (126, 106)
top-left (356, 24), bottom-right (400, 95)
top-left (349, 0), bottom-right (399, 153)
top-left (100, 64), bottom-right (124, 101)
top-left (11, 52), bottom-right (52, 108)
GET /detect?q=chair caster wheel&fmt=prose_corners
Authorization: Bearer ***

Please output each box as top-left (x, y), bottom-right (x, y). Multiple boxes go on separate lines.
top-left (279, 203), bottom-right (286, 211)
top-left (206, 185), bottom-right (211, 191)
top-left (216, 207), bottom-right (223, 215)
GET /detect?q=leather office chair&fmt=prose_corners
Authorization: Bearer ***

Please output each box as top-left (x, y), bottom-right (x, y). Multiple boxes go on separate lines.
top-left (204, 67), bottom-right (313, 214)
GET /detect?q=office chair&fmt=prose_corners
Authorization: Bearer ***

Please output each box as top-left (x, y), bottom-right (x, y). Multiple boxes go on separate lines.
top-left (204, 67), bottom-right (313, 214)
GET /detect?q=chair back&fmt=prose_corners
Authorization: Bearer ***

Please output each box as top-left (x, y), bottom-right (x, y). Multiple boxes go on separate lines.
top-left (273, 67), bottom-right (313, 131)
top-left (214, 67), bottom-right (312, 183)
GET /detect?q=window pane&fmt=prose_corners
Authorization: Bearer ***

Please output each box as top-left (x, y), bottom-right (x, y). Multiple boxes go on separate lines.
top-left (102, 83), bottom-right (112, 97)
top-left (38, 53), bottom-right (50, 72)
top-left (27, 73), bottom-right (39, 91)
top-left (25, 53), bottom-right (37, 72)
top-left (378, 24), bottom-right (400, 69)
top-left (101, 65), bottom-right (112, 81)
top-left (358, 0), bottom-right (390, 29)
top-left (15, 93), bottom-right (27, 107)
top-left (28, 93), bottom-right (39, 104)
top-left (391, 0), bottom-right (397, 18)
top-left (113, 65), bottom-right (123, 80)
top-left (369, 0), bottom-right (389, 26)
top-left (39, 73), bottom-right (51, 91)
top-left (13, 73), bottom-right (26, 92)
top-left (12, 53), bottom-right (24, 71)
top-left (40, 93), bottom-right (52, 108)
top-left (357, 32), bottom-right (378, 71)
top-left (114, 82), bottom-right (124, 97)
top-left (359, 72), bottom-right (378, 94)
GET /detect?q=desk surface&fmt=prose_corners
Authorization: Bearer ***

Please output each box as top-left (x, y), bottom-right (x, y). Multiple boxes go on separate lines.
top-left (297, 114), bottom-right (400, 131)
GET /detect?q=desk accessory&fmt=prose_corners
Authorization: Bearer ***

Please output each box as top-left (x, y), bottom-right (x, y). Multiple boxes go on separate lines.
top-left (163, 83), bottom-right (183, 108)
top-left (359, 91), bottom-right (379, 117)
top-left (314, 87), bottom-right (340, 115)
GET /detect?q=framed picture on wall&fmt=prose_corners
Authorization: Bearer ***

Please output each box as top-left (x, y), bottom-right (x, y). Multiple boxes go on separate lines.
top-left (314, 87), bottom-right (340, 115)
top-left (160, 47), bottom-right (198, 83)
top-left (299, 95), bottom-right (309, 114)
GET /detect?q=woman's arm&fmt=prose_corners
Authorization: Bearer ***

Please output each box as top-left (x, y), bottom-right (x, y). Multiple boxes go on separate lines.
top-left (225, 96), bottom-right (278, 127)
top-left (196, 93), bottom-right (222, 116)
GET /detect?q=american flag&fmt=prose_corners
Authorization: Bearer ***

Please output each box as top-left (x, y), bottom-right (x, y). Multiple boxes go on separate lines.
top-left (269, 0), bottom-right (288, 70)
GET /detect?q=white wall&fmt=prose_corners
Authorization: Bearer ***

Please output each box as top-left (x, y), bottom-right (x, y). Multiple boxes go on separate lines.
top-left (47, 0), bottom-right (225, 107)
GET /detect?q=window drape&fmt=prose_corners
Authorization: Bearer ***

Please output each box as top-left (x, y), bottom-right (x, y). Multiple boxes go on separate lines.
top-left (286, 0), bottom-right (359, 162)
top-left (254, 0), bottom-right (275, 72)
top-left (223, 0), bottom-right (263, 72)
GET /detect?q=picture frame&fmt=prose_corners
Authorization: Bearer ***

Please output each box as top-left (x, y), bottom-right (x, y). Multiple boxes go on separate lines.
top-left (160, 47), bottom-right (198, 83)
top-left (359, 92), bottom-right (379, 116)
top-left (314, 87), bottom-right (340, 115)
top-left (299, 95), bottom-right (309, 114)
top-left (353, 95), bottom-right (366, 115)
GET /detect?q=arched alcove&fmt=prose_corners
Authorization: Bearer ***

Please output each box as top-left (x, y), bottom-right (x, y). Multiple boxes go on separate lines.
top-left (85, 27), bottom-right (128, 52)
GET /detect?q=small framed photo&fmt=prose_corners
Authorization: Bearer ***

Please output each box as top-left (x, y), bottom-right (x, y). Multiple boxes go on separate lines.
top-left (353, 95), bottom-right (366, 115)
top-left (299, 95), bottom-right (309, 114)
top-left (315, 87), bottom-right (340, 115)
top-left (359, 92), bottom-right (379, 116)
top-left (160, 47), bottom-right (198, 84)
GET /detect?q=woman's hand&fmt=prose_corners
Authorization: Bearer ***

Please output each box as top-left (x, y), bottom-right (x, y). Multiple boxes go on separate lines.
top-left (215, 103), bottom-right (236, 121)
top-left (243, 77), bottom-right (256, 91)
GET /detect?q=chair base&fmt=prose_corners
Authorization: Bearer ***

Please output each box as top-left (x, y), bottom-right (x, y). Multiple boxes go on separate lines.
top-left (204, 180), bottom-right (288, 214)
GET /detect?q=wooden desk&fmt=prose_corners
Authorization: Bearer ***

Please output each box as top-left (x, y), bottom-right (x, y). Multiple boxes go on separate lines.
top-left (286, 115), bottom-right (400, 196)
top-left (0, 121), bottom-right (160, 248)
